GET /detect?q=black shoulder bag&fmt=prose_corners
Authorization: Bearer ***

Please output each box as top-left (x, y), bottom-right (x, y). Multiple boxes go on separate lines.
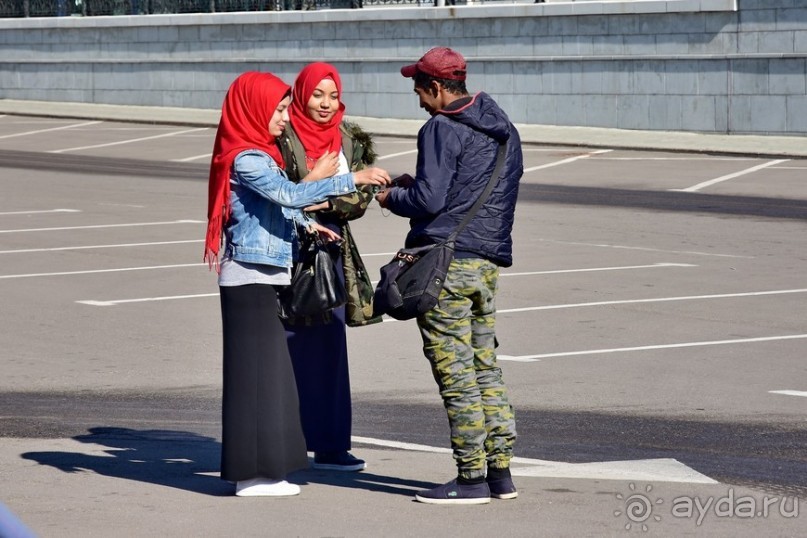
top-left (373, 142), bottom-right (507, 321)
top-left (278, 231), bottom-right (347, 319)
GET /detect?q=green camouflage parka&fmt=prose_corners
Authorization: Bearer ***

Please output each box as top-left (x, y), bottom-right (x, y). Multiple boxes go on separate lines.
top-left (278, 120), bottom-right (382, 327)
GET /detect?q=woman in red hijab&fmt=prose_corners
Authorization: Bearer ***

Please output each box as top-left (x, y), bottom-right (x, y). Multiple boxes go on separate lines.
top-left (279, 62), bottom-right (381, 473)
top-left (206, 71), bottom-right (389, 497)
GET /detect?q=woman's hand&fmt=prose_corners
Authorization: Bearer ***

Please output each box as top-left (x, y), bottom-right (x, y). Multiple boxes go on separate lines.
top-left (353, 167), bottom-right (391, 187)
top-left (303, 201), bottom-right (330, 213)
top-left (303, 151), bottom-right (339, 182)
top-left (307, 221), bottom-right (342, 243)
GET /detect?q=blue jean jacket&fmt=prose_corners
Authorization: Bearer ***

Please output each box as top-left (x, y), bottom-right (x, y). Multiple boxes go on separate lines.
top-left (224, 149), bottom-right (356, 268)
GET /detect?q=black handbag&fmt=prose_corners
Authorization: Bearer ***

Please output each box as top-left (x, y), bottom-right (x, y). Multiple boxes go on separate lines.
top-left (373, 142), bottom-right (507, 321)
top-left (278, 232), bottom-right (347, 319)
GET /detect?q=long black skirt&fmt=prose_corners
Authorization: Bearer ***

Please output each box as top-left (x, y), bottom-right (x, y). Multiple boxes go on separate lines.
top-left (219, 284), bottom-right (308, 482)
top-left (285, 261), bottom-right (352, 453)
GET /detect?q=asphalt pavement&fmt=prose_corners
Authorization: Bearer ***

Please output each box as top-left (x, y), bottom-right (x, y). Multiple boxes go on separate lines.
top-left (0, 100), bottom-right (805, 537)
top-left (2, 98), bottom-right (807, 158)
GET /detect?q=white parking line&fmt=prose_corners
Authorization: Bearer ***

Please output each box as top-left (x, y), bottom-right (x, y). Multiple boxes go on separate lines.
top-left (74, 262), bottom-right (694, 306)
top-left (0, 263), bottom-right (206, 280)
top-left (672, 159), bottom-right (790, 193)
top-left (768, 390), bottom-right (807, 398)
top-left (370, 262), bottom-right (692, 287)
top-left (498, 355), bottom-right (541, 362)
top-left (503, 334), bottom-right (807, 361)
top-left (592, 156), bottom-right (756, 161)
top-left (49, 127), bottom-right (209, 153)
top-left (502, 262), bottom-right (695, 277)
top-left (359, 252), bottom-right (398, 257)
top-left (499, 288), bottom-right (807, 314)
top-left (537, 238), bottom-right (753, 259)
top-left (351, 436), bottom-right (716, 483)
top-left (77, 292), bottom-right (217, 306)
top-left (173, 153), bottom-right (211, 163)
top-left (0, 209), bottom-right (81, 216)
top-left (0, 219), bottom-right (203, 234)
top-left (0, 239), bottom-right (203, 255)
top-left (0, 120), bottom-right (101, 140)
top-left (523, 149), bottom-right (613, 173)
top-left (377, 149), bottom-right (418, 160)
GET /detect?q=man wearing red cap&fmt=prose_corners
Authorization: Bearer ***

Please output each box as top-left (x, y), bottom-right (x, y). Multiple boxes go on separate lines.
top-left (376, 47), bottom-right (523, 505)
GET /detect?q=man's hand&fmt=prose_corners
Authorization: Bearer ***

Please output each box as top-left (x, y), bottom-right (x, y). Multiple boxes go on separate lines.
top-left (392, 173), bottom-right (415, 188)
top-left (374, 187), bottom-right (391, 208)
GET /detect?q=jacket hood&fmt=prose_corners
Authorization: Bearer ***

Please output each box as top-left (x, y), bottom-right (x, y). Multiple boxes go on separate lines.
top-left (439, 92), bottom-right (511, 143)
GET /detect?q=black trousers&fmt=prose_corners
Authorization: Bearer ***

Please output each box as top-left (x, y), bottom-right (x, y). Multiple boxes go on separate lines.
top-left (219, 284), bottom-right (308, 482)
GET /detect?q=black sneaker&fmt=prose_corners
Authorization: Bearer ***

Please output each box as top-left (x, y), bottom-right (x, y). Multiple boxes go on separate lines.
top-left (312, 451), bottom-right (366, 471)
top-left (415, 479), bottom-right (491, 505)
top-left (487, 476), bottom-right (518, 499)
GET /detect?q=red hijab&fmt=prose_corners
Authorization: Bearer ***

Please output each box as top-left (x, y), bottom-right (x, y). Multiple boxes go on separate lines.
top-left (289, 62), bottom-right (345, 163)
top-left (204, 71), bottom-right (291, 267)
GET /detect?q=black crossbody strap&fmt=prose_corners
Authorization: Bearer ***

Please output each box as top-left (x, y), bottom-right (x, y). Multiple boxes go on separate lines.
top-left (446, 141), bottom-right (508, 243)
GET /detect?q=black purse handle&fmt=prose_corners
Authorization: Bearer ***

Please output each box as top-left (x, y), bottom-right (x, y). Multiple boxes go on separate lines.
top-left (445, 141), bottom-right (508, 244)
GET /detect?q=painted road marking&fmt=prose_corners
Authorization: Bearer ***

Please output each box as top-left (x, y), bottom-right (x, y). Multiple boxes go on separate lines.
top-left (498, 355), bottom-right (542, 363)
top-left (0, 120), bottom-right (101, 140)
top-left (77, 292), bottom-right (218, 307)
top-left (769, 390), bottom-right (807, 398)
top-left (0, 263), bottom-right (205, 280)
top-left (501, 262), bottom-right (695, 277)
top-left (50, 127), bottom-right (209, 153)
top-left (0, 219), bottom-right (203, 234)
top-left (672, 159), bottom-right (790, 193)
top-left (592, 156), bottom-right (756, 161)
top-left (537, 238), bottom-right (753, 259)
top-left (377, 149), bottom-right (418, 160)
top-left (73, 262), bottom-right (695, 306)
top-left (173, 153), bottom-right (211, 163)
top-left (0, 209), bottom-right (81, 216)
top-left (351, 436), bottom-right (717, 484)
top-left (523, 149), bottom-right (613, 173)
top-left (0, 239), bottom-right (202, 255)
top-left (499, 288), bottom-right (807, 314)
top-left (501, 334), bottom-right (807, 361)
top-left (371, 262), bottom-right (693, 286)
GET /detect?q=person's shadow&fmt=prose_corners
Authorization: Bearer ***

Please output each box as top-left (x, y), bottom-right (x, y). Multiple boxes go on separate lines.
top-left (291, 467), bottom-right (438, 498)
top-left (21, 427), bottom-right (231, 496)
top-left (22, 427), bottom-right (438, 497)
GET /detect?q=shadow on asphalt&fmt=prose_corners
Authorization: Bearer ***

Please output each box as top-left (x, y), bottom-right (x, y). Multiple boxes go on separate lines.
top-left (18, 425), bottom-right (437, 498)
top-left (5, 393), bottom-right (806, 498)
top-left (291, 468), bottom-right (437, 497)
top-left (2, 149), bottom-right (806, 221)
top-left (21, 427), bottom-right (231, 497)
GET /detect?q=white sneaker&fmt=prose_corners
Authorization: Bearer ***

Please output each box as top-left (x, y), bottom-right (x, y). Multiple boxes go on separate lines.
top-left (235, 478), bottom-right (301, 497)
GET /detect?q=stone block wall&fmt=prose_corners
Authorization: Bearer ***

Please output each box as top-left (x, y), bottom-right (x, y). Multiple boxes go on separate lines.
top-left (1, 0), bottom-right (806, 135)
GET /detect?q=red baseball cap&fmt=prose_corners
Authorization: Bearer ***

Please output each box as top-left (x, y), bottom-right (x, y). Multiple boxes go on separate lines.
top-left (400, 47), bottom-right (467, 81)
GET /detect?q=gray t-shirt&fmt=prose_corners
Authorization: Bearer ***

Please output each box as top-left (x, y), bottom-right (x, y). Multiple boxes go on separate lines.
top-left (218, 256), bottom-right (291, 287)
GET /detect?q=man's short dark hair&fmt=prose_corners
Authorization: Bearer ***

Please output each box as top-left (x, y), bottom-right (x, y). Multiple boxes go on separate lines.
top-left (413, 71), bottom-right (468, 95)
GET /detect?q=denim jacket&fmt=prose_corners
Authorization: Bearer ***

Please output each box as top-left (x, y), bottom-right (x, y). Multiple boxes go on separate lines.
top-left (223, 149), bottom-right (356, 268)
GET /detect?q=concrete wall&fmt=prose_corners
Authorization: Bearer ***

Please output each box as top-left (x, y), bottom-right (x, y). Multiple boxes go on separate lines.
top-left (1, 0), bottom-right (806, 136)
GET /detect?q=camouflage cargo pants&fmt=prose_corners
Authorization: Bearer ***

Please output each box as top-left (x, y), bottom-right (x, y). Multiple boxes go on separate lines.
top-left (417, 257), bottom-right (517, 480)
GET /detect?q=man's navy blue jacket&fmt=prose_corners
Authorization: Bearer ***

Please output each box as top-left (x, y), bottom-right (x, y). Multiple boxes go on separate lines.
top-left (386, 91), bottom-right (523, 267)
